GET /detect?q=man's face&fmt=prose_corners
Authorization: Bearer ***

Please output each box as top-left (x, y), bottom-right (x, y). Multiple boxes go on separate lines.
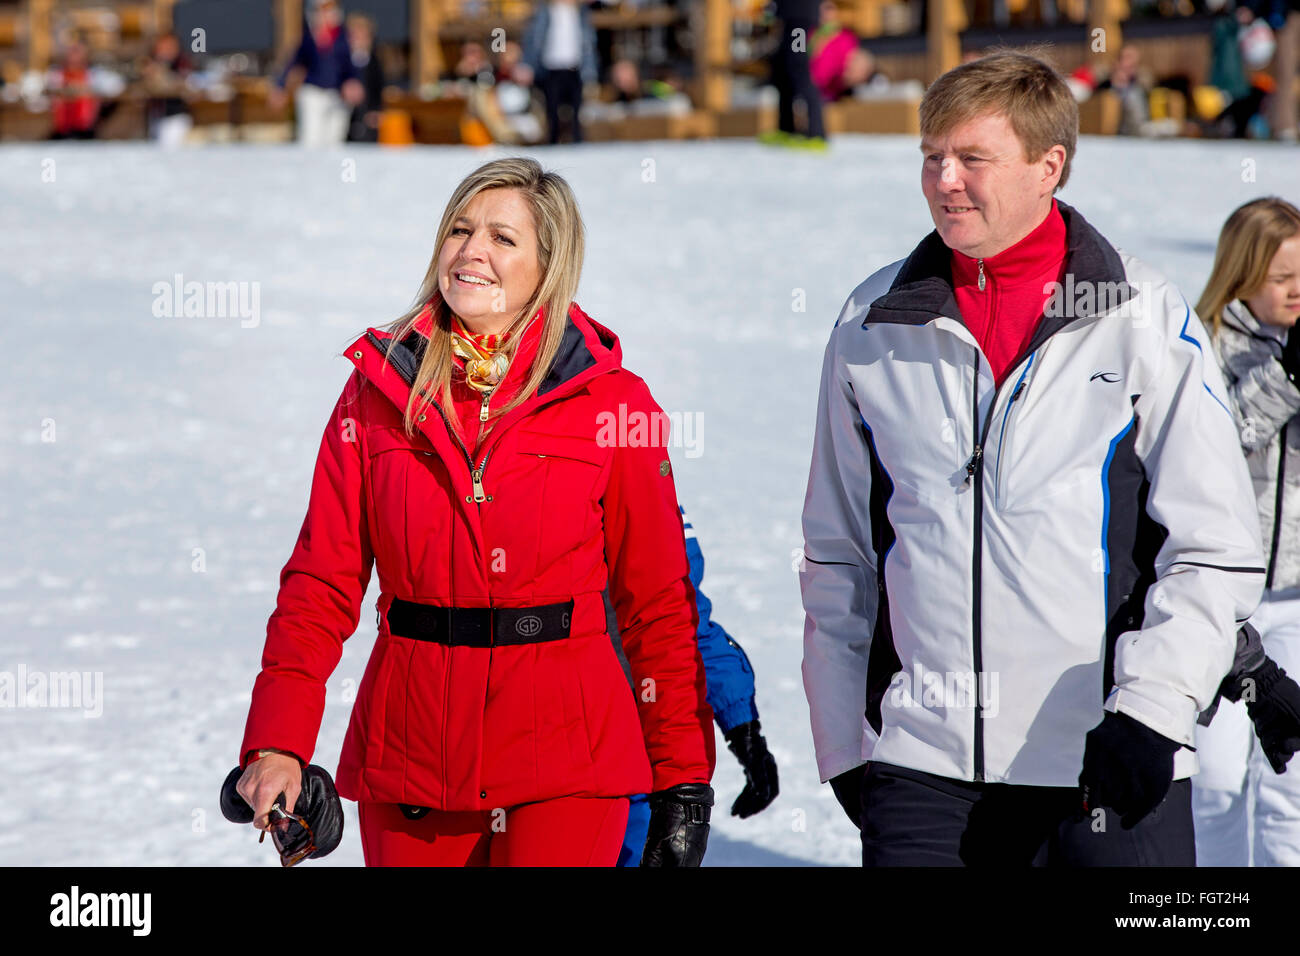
top-left (920, 112), bottom-right (1064, 260)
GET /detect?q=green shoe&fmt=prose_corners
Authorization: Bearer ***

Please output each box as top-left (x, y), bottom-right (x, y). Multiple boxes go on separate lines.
top-left (758, 129), bottom-right (796, 146)
top-left (794, 135), bottom-right (829, 152)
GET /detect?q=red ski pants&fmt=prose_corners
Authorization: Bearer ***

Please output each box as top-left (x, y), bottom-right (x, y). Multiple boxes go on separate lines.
top-left (358, 796), bottom-right (630, 866)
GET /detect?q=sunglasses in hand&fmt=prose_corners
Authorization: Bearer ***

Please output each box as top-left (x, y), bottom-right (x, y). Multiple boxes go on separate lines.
top-left (259, 801), bottom-right (318, 867)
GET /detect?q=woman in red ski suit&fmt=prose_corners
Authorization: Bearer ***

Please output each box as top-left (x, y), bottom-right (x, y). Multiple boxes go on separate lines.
top-left (234, 158), bottom-right (716, 866)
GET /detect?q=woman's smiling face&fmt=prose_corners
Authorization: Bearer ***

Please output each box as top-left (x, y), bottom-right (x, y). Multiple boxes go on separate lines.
top-left (437, 187), bottom-right (542, 334)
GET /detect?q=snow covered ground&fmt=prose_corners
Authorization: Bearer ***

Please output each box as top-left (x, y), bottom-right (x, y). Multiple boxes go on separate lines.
top-left (1, 135), bottom-right (1297, 866)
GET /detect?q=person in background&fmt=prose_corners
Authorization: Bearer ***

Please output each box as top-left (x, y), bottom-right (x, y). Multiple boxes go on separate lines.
top-left (345, 12), bottom-right (385, 143)
top-left (521, 0), bottom-right (599, 145)
top-left (762, 0), bottom-right (827, 148)
top-left (139, 33), bottom-right (192, 148)
top-left (269, 0), bottom-right (364, 147)
top-left (1194, 197), bottom-right (1300, 866)
top-left (810, 2), bottom-right (880, 103)
top-left (1096, 44), bottom-right (1150, 136)
top-left (47, 39), bottom-right (99, 140)
top-left (616, 506), bottom-right (780, 865)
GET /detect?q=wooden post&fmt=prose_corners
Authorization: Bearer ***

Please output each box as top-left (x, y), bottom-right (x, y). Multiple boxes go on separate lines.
top-left (1087, 0), bottom-right (1126, 68)
top-left (845, 0), bottom-right (884, 38)
top-left (926, 0), bottom-right (965, 83)
top-left (27, 0), bottom-right (53, 71)
top-left (698, 0), bottom-right (731, 112)
top-left (275, 0), bottom-right (303, 64)
top-left (412, 0), bottom-right (445, 92)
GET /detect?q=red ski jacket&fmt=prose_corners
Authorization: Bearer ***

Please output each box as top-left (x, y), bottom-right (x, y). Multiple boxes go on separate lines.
top-left (239, 304), bottom-right (716, 810)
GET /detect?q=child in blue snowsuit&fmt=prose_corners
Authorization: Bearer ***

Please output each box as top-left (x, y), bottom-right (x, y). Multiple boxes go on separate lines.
top-left (615, 506), bottom-right (779, 865)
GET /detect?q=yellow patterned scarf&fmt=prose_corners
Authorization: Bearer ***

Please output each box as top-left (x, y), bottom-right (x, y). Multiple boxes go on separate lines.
top-left (450, 317), bottom-right (510, 392)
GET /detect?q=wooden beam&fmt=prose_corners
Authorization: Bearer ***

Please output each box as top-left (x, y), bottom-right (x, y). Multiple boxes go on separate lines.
top-left (275, 0), bottom-right (303, 64)
top-left (27, 0), bottom-right (52, 71)
top-left (699, 0), bottom-right (731, 113)
top-left (1087, 0), bottom-right (1126, 66)
top-left (153, 0), bottom-right (176, 35)
top-left (926, 0), bottom-right (964, 83)
top-left (412, 0), bottom-right (444, 91)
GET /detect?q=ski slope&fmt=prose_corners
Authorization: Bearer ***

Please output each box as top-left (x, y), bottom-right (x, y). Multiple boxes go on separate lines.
top-left (1, 134), bottom-right (1297, 866)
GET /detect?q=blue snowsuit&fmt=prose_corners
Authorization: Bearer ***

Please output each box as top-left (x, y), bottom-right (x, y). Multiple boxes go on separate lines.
top-left (616, 506), bottom-right (758, 866)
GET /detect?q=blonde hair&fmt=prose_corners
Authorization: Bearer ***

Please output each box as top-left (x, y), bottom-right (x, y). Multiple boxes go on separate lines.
top-left (919, 48), bottom-right (1078, 191)
top-left (374, 157), bottom-right (585, 444)
top-left (1198, 197), bottom-right (1300, 339)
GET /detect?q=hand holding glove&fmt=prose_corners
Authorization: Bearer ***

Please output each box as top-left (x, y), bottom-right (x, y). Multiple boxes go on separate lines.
top-left (1079, 711), bottom-right (1181, 829)
top-left (724, 720), bottom-right (779, 818)
top-left (221, 763), bottom-right (345, 865)
top-left (640, 783), bottom-right (713, 867)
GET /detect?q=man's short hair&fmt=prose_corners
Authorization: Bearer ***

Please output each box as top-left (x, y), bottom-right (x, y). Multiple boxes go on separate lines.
top-left (919, 50), bottom-right (1078, 191)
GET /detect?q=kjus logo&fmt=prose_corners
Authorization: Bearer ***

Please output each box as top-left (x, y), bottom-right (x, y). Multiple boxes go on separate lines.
top-left (1090, 371), bottom-right (1121, 383)
top-left (515, 615), bottom-right (542, 637)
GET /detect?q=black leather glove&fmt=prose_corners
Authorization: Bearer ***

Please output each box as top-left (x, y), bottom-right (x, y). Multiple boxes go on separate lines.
top-left (1281, 324), bottom-right (1300, 386)
top-left (828, 765), bottom-right (865, 830)
top-left (1240, 658), bottom-right (1300, 774)
top-left (724, 720), bottom-right (779, 818)
top-left (1078, 711), bottom-right (1181, 829)
top-left (220, 764), bottom-right (345, 862)
top-left (640, 783), bottom-right (713, 867)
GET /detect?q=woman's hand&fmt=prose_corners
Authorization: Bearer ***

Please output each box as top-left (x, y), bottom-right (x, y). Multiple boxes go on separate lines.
top-left (236, 752), bottom-right (304, 831)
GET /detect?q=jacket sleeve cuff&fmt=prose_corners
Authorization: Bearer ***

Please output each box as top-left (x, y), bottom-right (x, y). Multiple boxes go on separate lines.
top-left (713, 697), bottom-right (759, 736)
top-left (1105, 686), bottom-right (1198, 748)
top-left (816, 745), bottom-right (867, 785)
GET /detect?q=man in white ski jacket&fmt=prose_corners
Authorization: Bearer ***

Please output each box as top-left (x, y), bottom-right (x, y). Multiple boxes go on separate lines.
top-left (799, 52), bottom-right (1267, 865)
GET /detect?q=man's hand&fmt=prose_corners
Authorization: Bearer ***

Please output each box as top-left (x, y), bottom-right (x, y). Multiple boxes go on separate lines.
top-left (828, 764), bottom-right (865, 829)
top-left (724, 720), bottom-right (779, 818)
top-left (1242, 659), bottom-right (1300, 773)
top-left (1079, 711), bottom-right (1180, 829)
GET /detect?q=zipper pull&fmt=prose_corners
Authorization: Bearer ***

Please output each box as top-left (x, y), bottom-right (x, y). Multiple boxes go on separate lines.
top-left (977, 259), bottom-right (986, 292)
top-left (479, 389), bottom-right (493, 423)
top-left (471, 468), bottom-right (486, 503)
top-left (963, 445), bottom-right (983, 484)
top-left (1011, 380), bottom-right (1026, 402)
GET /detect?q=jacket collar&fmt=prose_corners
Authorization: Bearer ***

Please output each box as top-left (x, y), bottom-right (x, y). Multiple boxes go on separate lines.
top-left (348, 301), bottom-right (622, 468)
top-left (1223, 299), bottom-right (1286, 343)
top-left (864, 200), bottom-right (1137, 353)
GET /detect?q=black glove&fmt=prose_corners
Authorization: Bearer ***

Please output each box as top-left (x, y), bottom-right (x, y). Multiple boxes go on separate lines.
top-left (1078, 711), bottom-right (1181, 829)
top-left (640, 783), bottom-right (713, 867)
top-left (724, 720), bottom-right (779, 818)
top-left (828, 765), bottom-right (864, 830)
top-left (1281, 325), bottom-right (1300, 385)
top-left (220, 763), bottom-right (345, 862)
top-left (1241, 658), bottom-right (1300, 774)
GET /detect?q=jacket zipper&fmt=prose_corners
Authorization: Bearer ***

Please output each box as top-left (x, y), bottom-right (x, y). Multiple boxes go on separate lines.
top-left (994, 372), bottom-right (1031, 507)
top-left (428, 395), bottom-right (494, 504)
top-left (960, 343), bottom-right (1029, 782)
top-left (1266, 421), bottom-right (1288, 589)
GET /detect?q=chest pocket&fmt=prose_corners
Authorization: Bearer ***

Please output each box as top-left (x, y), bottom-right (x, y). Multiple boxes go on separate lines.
top-left (511, 430), bottom-right (609, 572)
top-left (364, 426), bottom-right (453, 575)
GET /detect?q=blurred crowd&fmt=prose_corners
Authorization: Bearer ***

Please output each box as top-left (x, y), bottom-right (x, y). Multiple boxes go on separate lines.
top-left (1, 0), bottom-right (1296, 145)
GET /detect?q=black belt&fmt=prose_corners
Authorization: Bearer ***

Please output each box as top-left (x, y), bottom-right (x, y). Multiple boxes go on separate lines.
top-left (385, 598), bottom-right (574, 647)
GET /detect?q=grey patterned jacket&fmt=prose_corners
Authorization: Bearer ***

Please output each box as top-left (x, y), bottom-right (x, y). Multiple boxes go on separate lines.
top-left (1209, 299), bottom-right (1300, 593)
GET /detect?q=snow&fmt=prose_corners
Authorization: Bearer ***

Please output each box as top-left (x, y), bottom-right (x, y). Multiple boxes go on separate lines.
top-left (1, 135), bottom-right (1297, 866)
